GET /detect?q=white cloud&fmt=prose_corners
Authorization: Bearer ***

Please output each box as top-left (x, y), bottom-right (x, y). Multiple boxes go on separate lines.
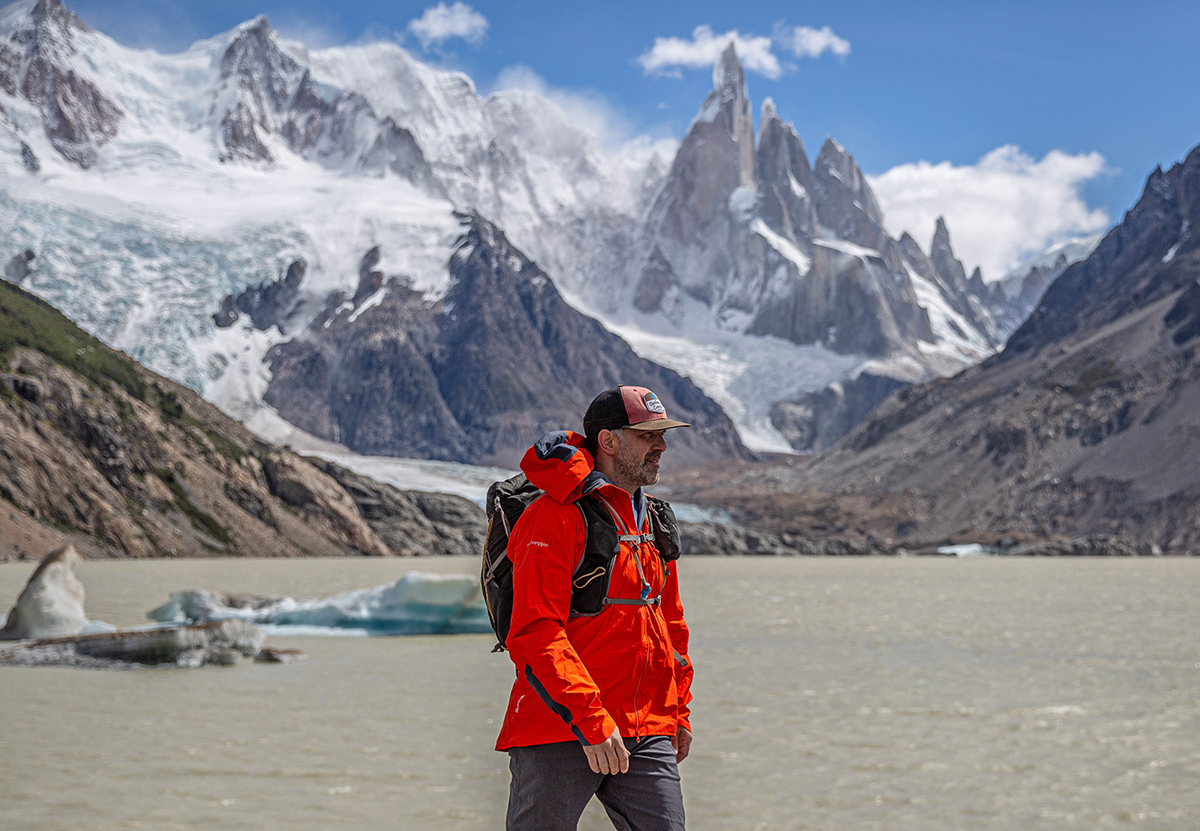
top-left (638, 25), bottom-right (781, 79)
top-left (637, 23), bottom-right (851, 79)
top-left (407, 2), bottom-right (488, 49)
top-left (869, 145), bottom-right (1110, 280)
top-left (490, 66), bottom-right (678, 185)
top-left (777, 25), bottom-right (851, 59)
top-left (493, 65), bottom-right (630, 148)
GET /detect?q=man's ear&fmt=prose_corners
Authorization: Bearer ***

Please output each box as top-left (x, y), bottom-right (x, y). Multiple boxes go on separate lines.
top-left (597, 428), bottom-right (621, 456)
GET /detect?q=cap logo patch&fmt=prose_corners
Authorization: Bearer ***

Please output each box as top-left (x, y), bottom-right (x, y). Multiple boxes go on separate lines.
top-left (643, 392), bottom-right (666, 414)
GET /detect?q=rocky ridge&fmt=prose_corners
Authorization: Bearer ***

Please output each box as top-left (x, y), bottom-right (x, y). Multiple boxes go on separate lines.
top-left (223, 213), bottom-right (750, 467)
top-left (0, 277), bottom-right (486, 561)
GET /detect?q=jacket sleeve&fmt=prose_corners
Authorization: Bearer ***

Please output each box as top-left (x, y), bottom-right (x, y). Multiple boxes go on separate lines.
top-left (661, 560), bottom-right (693, 733)
top-left (504, 498), bottom-right (617, 746)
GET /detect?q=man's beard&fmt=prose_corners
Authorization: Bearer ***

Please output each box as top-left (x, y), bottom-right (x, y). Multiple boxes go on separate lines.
top-left (615, 442), bottom-right (661, 489)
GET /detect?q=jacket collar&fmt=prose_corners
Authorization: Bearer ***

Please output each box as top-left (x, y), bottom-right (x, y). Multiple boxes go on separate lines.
top-left (521, 431), bottom-right (645, 527)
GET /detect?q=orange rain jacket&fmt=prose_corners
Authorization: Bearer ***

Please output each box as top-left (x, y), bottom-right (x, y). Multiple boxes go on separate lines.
top-left (495, 431), bottom-right (693, 751)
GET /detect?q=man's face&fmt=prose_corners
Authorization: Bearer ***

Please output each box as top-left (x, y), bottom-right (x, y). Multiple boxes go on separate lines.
top-left (613, 428), bottom-right (668, 489)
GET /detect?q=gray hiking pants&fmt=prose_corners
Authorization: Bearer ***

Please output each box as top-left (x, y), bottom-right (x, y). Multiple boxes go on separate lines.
top-left (506, 735), bottom-right (685, 831)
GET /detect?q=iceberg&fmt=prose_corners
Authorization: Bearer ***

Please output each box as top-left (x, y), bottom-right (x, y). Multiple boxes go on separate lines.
top-left (148, 573), bottom-right (490, 636)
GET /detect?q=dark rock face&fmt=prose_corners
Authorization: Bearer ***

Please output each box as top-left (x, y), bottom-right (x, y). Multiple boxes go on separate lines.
top-left (678, 521), bottom-right (888, 556)
top-left (675, 144), bottom-right (1200, 554)
top-left (358, 117), bottom-right (443, 193)
top-left (215, 16), bottom-right (304, 163)
top-left (754, 100), bottom-right (819, 241)
top-left (0, 0), bottom-right (123, 168)
top-left (4, 249), bottom-right (35, 284)
top-left (309, 458), bottom-right (487, 557)
top-left (634, 45), bottom-right (752, 314)
top-left (261, 214), bottom-right (750, 467)
top-left (19, 140), bottom-right (40, 171)
top-left (770, 372), bottom-right (912, 453)
top-left (812, 137), bottom-right (888, 251)
top-left (213, 260), bottom-right (306, 331)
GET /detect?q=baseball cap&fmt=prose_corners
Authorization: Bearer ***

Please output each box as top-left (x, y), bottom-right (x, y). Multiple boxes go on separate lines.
top-left (583, 386), bottom-right (691, 435)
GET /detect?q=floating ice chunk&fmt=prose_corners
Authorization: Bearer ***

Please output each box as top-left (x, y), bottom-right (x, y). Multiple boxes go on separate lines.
top-left (147, 573), bottom-right (490, 636)
top-left (936, 544), bottom-right (996, 558)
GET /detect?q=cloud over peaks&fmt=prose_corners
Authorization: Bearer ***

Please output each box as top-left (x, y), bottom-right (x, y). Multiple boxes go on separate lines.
top-left (408, 2), bottom-right (488, 49)
top-left (638, 25), bottom-right (780, 78)
top-left (637, 23), bottom-right (850, 79)
top-left (870, 145), bottom-right (1110, 281)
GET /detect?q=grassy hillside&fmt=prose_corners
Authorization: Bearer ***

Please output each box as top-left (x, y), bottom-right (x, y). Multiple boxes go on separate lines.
top-left (0, 278), bottom-right (145, 401)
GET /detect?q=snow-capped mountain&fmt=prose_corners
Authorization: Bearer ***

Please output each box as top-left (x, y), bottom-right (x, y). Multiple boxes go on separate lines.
top-left (681, 143), bottom-right (1200, 554)
top-left (1, 0), bottom-right (1078, 460)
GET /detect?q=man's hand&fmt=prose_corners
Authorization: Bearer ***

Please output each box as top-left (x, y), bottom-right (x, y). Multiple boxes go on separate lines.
top-left (671, 726), bottom-right (692, 763)
top-left (583, 727), bottom-right (630, 775)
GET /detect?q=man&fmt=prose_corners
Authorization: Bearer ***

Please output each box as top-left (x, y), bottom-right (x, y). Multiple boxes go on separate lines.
top-left (496, 386), bottom-right (694, 831)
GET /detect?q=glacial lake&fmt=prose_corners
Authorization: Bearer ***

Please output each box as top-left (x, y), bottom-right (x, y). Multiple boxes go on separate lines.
top-left (1, 556), bottom-right (1197, 830)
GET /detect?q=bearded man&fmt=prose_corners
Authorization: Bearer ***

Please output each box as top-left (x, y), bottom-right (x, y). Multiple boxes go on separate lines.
top-left (496, 386), bottom-right (694, 831)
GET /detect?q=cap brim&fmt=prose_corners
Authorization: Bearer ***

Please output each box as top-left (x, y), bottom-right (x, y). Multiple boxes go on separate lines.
top-left (624, 418), bottom-right (691, 431)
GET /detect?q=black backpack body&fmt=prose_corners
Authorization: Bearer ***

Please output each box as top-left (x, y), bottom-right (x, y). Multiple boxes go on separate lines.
top-left (480, 472), bottom-right (681, 652)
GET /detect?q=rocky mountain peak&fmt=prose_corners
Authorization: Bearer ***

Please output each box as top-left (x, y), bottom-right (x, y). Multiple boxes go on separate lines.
top-left (631, 45), bottom-right (757, 314)
top-left (930, 215), bottom-right (969, 293)
top-left (705, 42), bottom-right (754, 187)
top-left (214, 15), bottom-right (308, 163)
top-left (0, 0), bottom-right (121, 168)
top-left (219, 16), bottom-right (299, 96)
top-left (260, 213), bottom-right (749, 466)
top-left (29, 0), bottom-right (82, 36)
top-left (712, 42), bottom-right (747, 102)
top-left (813, 136), bottom-right (885, 231)
top-left (760, 96), bottom-right (777, 122)
top-left (754, 96), bottom-right (818, 239)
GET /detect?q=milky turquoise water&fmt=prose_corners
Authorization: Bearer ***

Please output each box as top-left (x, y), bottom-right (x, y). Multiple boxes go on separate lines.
top-left (1, 556), bottom-right (1197, 830)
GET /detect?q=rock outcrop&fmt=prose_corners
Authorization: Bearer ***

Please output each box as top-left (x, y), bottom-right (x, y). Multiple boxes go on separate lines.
top-left (308, 458), bottom-right (488, 557)
top-left (213, 260), bottom-right (306, 332)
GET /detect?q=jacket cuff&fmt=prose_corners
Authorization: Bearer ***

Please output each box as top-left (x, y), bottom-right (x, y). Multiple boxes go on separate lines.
top-left (578, 711), bottom-right (618, 746)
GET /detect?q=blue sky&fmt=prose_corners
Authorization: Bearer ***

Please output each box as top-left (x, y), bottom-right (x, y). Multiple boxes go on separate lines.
top-left (62, 0), bottom-right (1200, 279)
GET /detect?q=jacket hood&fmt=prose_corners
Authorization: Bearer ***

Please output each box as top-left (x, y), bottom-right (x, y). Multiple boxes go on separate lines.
top-left (520, 430), bottom-right (610, 504)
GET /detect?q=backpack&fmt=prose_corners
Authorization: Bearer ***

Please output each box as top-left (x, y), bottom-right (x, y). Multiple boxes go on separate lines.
top-left (480, 472), bottom-right (682, 652)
